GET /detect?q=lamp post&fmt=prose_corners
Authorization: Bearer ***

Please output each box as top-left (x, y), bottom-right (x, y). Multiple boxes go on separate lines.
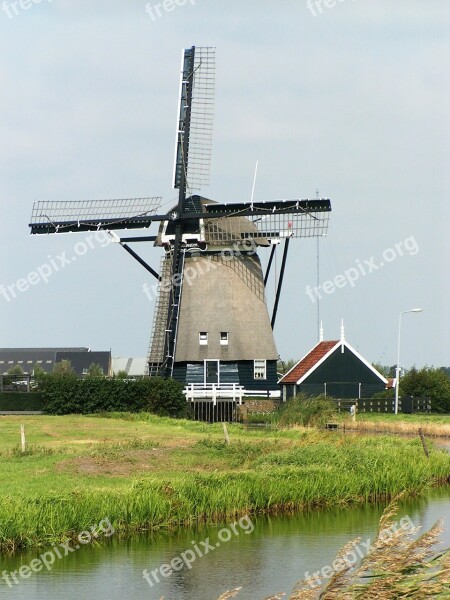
top-left (395, 308), bottom-right (423, 415)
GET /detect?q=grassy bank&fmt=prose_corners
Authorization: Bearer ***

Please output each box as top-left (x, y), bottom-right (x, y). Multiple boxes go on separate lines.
top-left (246, 409), bottom-right (450, 437)
top-left (0, 413), bottom-right (449, 553)
top-left (338, 413), bottom-right (450, 437)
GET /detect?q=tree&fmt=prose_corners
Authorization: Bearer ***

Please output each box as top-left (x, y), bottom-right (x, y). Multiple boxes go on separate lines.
top-left (115, 370), bottom-right (129, 379)
top-left (277, 358), bottom-right (297, 375)
top-left (86, 363), bottom-right (105, 378)
top-left (7, 365), bottom-right (24, 376)
top-left (32, 364), bottom-right (46, 378)
top-left (53, 360), bottom-right (76, 378)
top-left (400, 367), bottom-right (450, 413)
top-left (372, 363), bottom-right (394, 378)
top-left (31, 364), bottom-right (47, 390)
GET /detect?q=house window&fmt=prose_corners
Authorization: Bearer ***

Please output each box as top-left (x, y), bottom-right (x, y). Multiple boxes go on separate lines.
top-left (254, 359), bottom-right (267, 380)
top-left (199, 332), bottom-right (208, 346)
top-left (220, 332), bottom-right (229, 345)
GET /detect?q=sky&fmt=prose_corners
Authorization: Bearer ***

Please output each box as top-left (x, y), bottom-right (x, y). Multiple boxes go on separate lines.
top-left (0, 0), bottom-right (449, 369)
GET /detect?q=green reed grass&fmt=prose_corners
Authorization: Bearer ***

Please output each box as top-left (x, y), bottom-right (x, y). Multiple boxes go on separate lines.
top-left (1, 437), bottom-right (448, 553)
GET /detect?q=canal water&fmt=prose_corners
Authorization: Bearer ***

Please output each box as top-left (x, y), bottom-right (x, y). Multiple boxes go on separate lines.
top-left (1, 486), bottom-right (449, 600)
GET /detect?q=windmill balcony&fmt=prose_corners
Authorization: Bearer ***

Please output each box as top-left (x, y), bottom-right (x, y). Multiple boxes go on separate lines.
top-left (184, 383), bottom-right (244, 405)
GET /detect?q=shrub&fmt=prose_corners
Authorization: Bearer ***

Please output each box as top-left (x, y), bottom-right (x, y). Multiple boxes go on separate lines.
top-left (278, 393), bottom-right (337, 427)
top-left (0, 392), bottom-right (44, 412)
top-left (38, 376), bottom-right (186, 417)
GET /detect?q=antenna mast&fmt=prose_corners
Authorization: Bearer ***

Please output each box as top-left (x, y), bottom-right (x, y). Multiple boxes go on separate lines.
top-left (250, 160), bottom-right (259, 208)
top-left (316, 188), bottom-right (320, 342)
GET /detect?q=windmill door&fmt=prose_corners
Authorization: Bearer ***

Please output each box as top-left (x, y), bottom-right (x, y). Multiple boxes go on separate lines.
top-left (205, 360), bottom-right (219, 384)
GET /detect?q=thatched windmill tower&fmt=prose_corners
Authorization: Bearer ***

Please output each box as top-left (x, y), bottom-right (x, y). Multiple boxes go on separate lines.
top-left (149, 197), bottom-right (281, 393)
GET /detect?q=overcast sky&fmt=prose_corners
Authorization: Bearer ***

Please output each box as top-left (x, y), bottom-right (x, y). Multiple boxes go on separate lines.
top-left (0, 0), bottom-right (448, 368)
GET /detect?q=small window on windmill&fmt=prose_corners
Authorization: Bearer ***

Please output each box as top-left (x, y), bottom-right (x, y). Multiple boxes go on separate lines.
top-left (199, 332), bottom-right (208, 346)
top-left (254, 359), bottom-right (267, 380)
top-left (220, 332), bottom-right (229, 346)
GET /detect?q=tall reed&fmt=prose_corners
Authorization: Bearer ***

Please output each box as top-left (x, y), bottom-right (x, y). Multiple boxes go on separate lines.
top-left (218, 497), bottom-right (450, 599)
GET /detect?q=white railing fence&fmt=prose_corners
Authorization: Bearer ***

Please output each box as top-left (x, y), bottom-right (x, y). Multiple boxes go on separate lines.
top-left (184, 383), bottom-right (244, 405)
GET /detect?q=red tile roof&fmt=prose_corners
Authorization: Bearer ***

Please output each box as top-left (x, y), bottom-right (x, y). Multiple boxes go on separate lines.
top-left (279, 341), bottom-right (339, 384)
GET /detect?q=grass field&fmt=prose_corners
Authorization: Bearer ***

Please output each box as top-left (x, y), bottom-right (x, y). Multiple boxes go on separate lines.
top-left (0, 413), bottom-right (449, 552)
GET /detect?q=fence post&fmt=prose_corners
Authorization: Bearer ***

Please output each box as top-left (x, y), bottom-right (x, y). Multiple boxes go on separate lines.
top-left (20, 425), bottom-right (26, 453)
top-left (222, 422), bottom-right (230, 445)
top-left (418, 428), bottom-right (430, 459)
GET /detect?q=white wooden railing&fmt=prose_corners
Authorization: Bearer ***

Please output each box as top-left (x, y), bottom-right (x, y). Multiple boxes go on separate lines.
top-left (184, 383), bottom-right (244, 405)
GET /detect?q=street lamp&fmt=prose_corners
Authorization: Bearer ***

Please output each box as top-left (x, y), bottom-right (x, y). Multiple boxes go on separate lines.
top-left (395, 308), bottom-right (423, 415)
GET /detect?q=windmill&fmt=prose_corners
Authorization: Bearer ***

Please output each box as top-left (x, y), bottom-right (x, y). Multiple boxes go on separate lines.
top-left (29, 46), bottom-right (331, 404)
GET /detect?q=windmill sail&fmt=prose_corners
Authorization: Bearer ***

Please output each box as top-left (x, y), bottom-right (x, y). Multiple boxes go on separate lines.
top-left (30, 197), bottom-right (162, 234)
top-left (173, 46), bottom-right (215, 194)
top-left (203, 198), bottom-right (331, 244)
